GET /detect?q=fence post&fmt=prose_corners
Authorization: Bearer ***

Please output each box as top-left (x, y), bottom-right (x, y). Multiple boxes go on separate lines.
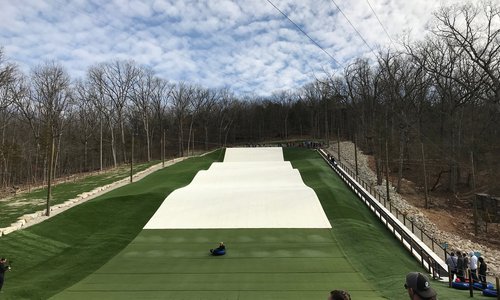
top-left (411, 221), bottom-right (414, 233)
top-left (469, 269), bottom-right (474, 297)
top-left (496, 277), bottom-right (499, 300)
top-left (432, 239), bottom-right (435, 252)
top-left (448, 265), bottom-right (452, 287)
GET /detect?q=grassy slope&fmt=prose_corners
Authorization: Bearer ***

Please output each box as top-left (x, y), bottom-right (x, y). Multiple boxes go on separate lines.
top-left (0, 151), bottom-right (223, 300)
top-left (52, 229), bottom-right (384, 300)
top-left (0, 160), bottom-right (161, 227)
top-left (0, 148), bottom-right (474, 299)
top-left (283, 148), bottom-right (472, 299)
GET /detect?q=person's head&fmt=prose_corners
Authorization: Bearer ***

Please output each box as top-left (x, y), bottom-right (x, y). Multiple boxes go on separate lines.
top-left (219, 242), bottom-right (224, 246)
top-left (405, 272), bottom-right (437, 300)
top-left (469, 251), bottom-right (475, 257)
top-left (0, 257), bottom-right (6, 263)
top-left (478, 257), bottom-right (484, 264)
top-left (456, 251), bottom-right (461, 256)
top-left (328, 290), bottom-right (351, 300)
top-left (463, 252), bottom-right (467, 257)
top-left (450, 252), bottom-right (455, 257)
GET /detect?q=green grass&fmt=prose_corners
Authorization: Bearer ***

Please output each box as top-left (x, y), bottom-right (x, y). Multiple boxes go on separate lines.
top-left (0, 160), bottom-right (163, 228)
top-left (0, 148), bottom-right (477, 299)
top-left (283, 148), bottom-right (475, 299)
top-left (0, 151), bottom-right (223, 300)
top-left (52, 229), bottom-right (384, 300)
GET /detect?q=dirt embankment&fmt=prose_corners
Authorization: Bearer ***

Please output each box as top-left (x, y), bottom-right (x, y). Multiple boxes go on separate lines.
top-left (327, 141), bottom-right (500, 277)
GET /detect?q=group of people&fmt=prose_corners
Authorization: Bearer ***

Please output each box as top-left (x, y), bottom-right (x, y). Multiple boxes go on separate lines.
top-left (446, 251), bottom-right (488, 288)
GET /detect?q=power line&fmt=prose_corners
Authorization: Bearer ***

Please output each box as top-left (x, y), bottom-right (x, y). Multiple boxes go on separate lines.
top-left (266, 0), bottom-right (342, 68)
top-left (328, 0), bottom-right (378, 58)
top-left (365, 0), bottom-right (396, 49)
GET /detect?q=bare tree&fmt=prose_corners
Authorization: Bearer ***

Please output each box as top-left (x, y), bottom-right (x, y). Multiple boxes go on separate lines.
top-left (132, 67), bottom-right (156, 161)
top-left (432, 1), bottom-right (500, 104)
top-left (30, 61), bottom-right (71, 216)
top-left (171, 82), bottom-right (195, 156)
top-left (0, 49), bottom-right (21, 188)
top-left (89, 60), bottom-right (140, 163)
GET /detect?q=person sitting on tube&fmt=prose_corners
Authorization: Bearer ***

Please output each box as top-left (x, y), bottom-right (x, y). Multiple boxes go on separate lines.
top-left (210, 242), bottom-right (226, 256)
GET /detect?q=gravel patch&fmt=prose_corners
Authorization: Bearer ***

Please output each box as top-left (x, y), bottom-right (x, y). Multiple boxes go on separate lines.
top-left (327, 141), bottom-right (500, 278)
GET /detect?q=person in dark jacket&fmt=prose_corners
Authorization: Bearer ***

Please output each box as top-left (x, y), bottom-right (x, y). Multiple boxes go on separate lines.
top-left (456, 251), bottom-right (465, 281)
top-left (478, 257), bottom-right (488, 289)
top-left (0, 258), bottom-right (11, 292)
top-left (210, 242), bottom-right (226, 256)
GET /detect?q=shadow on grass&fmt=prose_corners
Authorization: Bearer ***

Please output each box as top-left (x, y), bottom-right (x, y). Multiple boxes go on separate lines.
top-left (0, 150), bottom-right (223, 300)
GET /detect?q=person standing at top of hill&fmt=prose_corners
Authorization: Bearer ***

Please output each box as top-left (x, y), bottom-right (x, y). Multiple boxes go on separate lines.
top-left (0, 258), bottom-right (12, 293)
top-left (446, 252), bottom-right (458, 280)
top-left (469, 252), bottom-right (479, 282)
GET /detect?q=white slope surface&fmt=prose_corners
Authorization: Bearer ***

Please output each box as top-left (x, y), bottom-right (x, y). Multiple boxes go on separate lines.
top-left (144, 147), bottom-right (331, 229)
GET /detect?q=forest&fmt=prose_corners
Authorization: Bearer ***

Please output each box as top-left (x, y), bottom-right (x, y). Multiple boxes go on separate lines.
top-left (0, 1), bottom-right (498, 200)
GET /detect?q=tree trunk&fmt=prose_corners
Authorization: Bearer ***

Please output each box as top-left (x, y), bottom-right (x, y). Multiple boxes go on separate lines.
top-left (144, 118), bottom-right (151, 162)
top-left (84, 139), bottom-right (88, 172)
top-left (45, 136), bottom-right (55, 216)
top-left (187, 117), bottom-right (194, 156)
top-left (120, 118), bottom-right (127, 163)
top-left (396, 126), bottom-right (405, 193)
top-left (178, 118), bottom-right (184, 157)
top-left (53, 134), bottom-right (62, 179)
top-left (376, 138), bottom-right (383, 185)
top-left (204, 124), bottom-right (209, 151)
top-left (99, 118), bottom-right (103, 171)
top-left (110, 123), bottom-right (117, 168)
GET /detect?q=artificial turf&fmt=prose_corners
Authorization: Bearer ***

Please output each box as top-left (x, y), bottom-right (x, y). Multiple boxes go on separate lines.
top-left (52, 229), bottom-right (384, 300)
top-left (1, 148), bottom-right (478, 299)
top-left (0, 150), bottom-right (224, 300)
top-left (284, 148), bottom-right (476, 299)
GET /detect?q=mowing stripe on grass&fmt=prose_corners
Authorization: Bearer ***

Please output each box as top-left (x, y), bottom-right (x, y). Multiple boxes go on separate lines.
top-left (53, 229), bottom-right (384, 300)
top-left (0, 151), bottom-right (223, 300)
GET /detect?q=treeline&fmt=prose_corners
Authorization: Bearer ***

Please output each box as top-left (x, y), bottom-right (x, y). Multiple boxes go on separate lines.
top-left (0, 1), bottom-right (498, 197)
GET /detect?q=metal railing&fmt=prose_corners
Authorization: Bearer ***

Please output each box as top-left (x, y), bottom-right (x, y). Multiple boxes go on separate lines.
top-left (318, 149), bottom-right (448, 278)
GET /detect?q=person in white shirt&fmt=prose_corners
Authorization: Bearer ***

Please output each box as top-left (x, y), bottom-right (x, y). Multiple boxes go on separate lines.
top-left (468, 251), bottom-right (479, 282)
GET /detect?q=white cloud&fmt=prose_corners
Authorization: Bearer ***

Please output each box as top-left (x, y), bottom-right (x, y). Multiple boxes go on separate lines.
top-left (0, 0), bottom-right (462, 95)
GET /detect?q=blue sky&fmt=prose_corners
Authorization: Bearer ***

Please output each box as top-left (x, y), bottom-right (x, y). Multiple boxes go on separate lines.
top-left (0, 0), bottom-right (454, 95)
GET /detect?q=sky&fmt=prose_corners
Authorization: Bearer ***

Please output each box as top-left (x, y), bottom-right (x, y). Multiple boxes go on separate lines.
top-left (0, 0), bottom-right (456, 95)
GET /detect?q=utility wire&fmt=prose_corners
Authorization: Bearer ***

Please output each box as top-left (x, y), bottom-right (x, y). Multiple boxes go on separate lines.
top-left (266, 0), bottom-right (342, 68)
top-left (325, 0), bottom-right (465, 166)
top-left (269, 1), bottom-right (468, 169)
top-left (328, 0), bottom-right (378, 58)
top-left (365, 0), bottom-right (396, 49)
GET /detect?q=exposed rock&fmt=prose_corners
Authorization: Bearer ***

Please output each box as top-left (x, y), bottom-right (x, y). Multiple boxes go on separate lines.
top-left (327, 141), bottom-right (500, 277)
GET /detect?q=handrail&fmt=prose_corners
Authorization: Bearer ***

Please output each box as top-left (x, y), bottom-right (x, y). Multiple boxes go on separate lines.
top-left (318, 148), bottom-right (448, 278)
